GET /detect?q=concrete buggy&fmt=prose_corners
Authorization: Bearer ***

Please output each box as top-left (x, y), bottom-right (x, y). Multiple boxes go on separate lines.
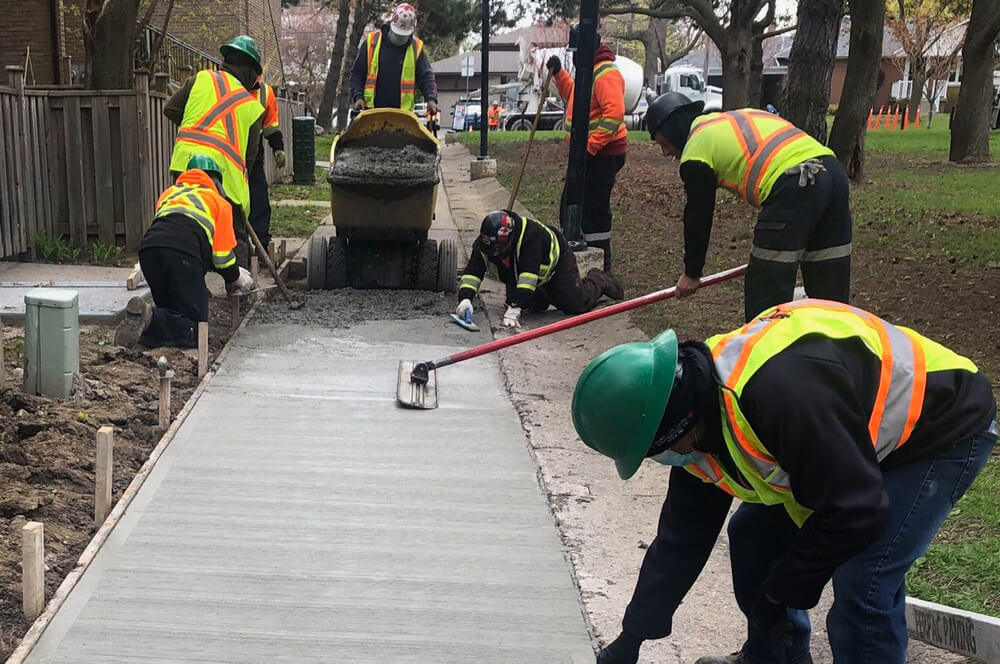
top-left (306, 108), bottom-right (458, 293)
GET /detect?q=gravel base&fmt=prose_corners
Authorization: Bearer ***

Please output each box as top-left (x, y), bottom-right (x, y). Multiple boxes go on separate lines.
top-left (250, 289), bottom-right (453, 327)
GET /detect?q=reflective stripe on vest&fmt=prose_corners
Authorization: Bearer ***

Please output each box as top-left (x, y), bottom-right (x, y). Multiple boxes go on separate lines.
top-left (687, 299), bottom-right (977, 525)
top-left (153, 184), bottom-right (235, 270)
top-left (685, 110), bottom-right (822, 207)
top-left (169, 70), bottom-right (263, 218)
top-left (364, 32), bottom-right (423, 112)
top-left (565, 61), bottom-right (621, 133)
top-left (515, 217), bottom-right (561, 287)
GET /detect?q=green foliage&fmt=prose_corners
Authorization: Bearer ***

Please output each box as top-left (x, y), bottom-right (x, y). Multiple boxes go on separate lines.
top-left (270, 205), bottom-right (328, 237)
top-left (88, 241), bottom-right (124, 266)
top-left (35, 232), bottom-right (81, 263)
top-left (414, 0), bottom-right (524, 58)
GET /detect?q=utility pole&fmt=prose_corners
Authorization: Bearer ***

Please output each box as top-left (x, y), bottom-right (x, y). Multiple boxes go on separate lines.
top-left (479, 0), bottom-right (490, 159)
top-left (563, 0), bottom-right (599, 250)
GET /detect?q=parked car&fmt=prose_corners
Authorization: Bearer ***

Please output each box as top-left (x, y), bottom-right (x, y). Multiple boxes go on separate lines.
top-left (413, 102), bottom-right (427, 119)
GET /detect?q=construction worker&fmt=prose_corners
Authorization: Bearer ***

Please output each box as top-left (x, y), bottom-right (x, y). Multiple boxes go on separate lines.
top-left (115, 156), bottom-right (254, 348)
top-left (349, 3), bottom-right (438, 116)
top-left (573, 299), bottom-right (997, 664)
top-left (456, 210), bottom-right (624, 329)
top-left (249, 78), bottom-right (287, 252)
top-left (488, 101), bottom-right (502, 131)
top-left (164, 35), bottom-right (265, 265)
top-left (645, 92), bottom-right (852, 323)
top-left (547, 25), bottom-right (628, 271)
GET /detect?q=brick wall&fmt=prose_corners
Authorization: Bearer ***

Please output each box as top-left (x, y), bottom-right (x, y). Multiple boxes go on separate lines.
top-left (0, 0), bottom-right (58, 85)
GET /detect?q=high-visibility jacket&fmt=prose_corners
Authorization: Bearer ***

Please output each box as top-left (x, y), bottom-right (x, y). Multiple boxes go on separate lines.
top-left (686, 298), bottom-right (979, 526)
top-left (364, 31), bottom-right (424, 112)
top-left (152, 169), bottom-right (238, 270)
top-left (488, 105), bottom-right (502, 127)
top-left (681, 109), bottom-right (834, 208)
top-left (169, 70), bottom-right (264, 219)
top-left (554, 56), bottom-right (627, 156)
top-left (259, 82), bottom-right (280, 137)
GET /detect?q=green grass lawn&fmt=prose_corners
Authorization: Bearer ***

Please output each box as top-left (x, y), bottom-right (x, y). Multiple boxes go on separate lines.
top-left (456, 130), bottom-right (565, 149)
top-left (269, 204), bottom-right (327, 238)
top-left (270, 165), bottom-right (330, 203)
top-left (316, 132), bottom-right (335, 162)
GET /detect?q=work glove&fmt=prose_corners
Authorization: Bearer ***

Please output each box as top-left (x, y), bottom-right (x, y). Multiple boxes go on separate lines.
top-left (785, 158), bottom-right (826, 187)
top-left (502, 305), bottom-right (522, 330)
top-left (273, 150), bottom-right (287, 169)
top-left (427, 100), bottom-right (438, 115)
top-left (227, 267), bottom-right (254, 295)
top-left (596, 631), bottom-right (642, 664)
top-left (455, 298), bottom-right (474, 318)
top-left (547, 55), bottom-right (562, 74)
top-left (353, 99), bottom-right (364, 111)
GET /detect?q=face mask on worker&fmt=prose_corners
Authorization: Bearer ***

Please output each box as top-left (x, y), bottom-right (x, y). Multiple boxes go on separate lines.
top-left (388, 30), bottom-right (409, 47)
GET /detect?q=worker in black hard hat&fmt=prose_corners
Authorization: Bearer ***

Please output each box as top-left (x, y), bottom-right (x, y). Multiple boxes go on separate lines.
top-left (645, 91), bottom-right (852, 322)
top-left (455, 210), bottom-right (624, 330)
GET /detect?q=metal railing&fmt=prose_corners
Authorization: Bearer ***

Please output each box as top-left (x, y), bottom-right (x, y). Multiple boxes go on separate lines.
top-left (135, 24), bottom-right (222, 85)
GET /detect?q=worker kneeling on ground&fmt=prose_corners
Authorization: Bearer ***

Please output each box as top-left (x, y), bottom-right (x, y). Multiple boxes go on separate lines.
top-left (115, 156), bottom-right (254, 349)
top-left (574, 299), bottom-right (997, 664)
top-left (646, 92), bottom-right (851, 322)
top-left (456, 210), bottom-right (624, 330)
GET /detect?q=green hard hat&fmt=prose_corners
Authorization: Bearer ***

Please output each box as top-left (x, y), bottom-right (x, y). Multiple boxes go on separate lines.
top-left (186, 154), bottom-right (222, 176)
top-left (220, 35), bottom-right (262, 74)
top-left (572, 329), bottom-right (679, 480)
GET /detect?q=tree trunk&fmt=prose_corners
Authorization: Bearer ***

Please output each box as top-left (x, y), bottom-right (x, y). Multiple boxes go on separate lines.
top-left (949, 0), bottom-right (1000, 162)
top-left (749, 26), bottom-right (764, 108)
top-left (782, 0), bottom-right (845, 141)
top-left (318, 0), bottom-right (353, 131)
top-left (828, 0), bottom-right (886, 179)
top-left (337, 1), bottom-right (370, 134)
top-left (85, 0), bottom-right (141, 89)
top-left (906, 61), bottom-right (925, 126)
top-left (720, 27), bottom-right (753, 109)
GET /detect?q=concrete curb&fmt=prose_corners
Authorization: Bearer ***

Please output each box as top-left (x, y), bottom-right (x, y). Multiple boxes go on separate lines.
top-left (5, 295), bottom-right (266, 664)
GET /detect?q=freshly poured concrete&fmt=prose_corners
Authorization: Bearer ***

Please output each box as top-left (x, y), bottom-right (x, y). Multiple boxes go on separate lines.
top-left (0, 263), bottom-right (148, 321)
top-left (22, 317), bottom-right (593, 663)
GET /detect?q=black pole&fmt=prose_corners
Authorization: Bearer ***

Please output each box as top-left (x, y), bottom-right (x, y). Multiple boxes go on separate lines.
top-left (479, 0), bottom-right (490, 158)
top-left (563, 0), bottom-right (599, 250)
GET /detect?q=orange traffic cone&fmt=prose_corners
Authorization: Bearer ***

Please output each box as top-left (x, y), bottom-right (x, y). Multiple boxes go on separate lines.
top-left (903, 106), bottom-right (910, 130)
top-left (891, 106), bottom-right (900, 130)
top-left (875, 105), bottom-right (884, 130)
top-left (867, 108), bottom-right (874, 130)
top-left (915, 107), bottom-right (921, 129)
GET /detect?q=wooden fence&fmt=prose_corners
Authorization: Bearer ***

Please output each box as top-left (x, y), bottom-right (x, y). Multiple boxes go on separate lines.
top-left (0, 66), bottom-right (306, 258)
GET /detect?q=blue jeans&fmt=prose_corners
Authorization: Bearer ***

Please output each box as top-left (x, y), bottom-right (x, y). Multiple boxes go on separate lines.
top-left (728, 425), bottom-right (997, 664)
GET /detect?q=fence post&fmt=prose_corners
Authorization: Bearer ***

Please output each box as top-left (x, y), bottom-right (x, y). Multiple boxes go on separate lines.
top-left (153, 72), bottom-right (170, 94)
top-left (132, 70), bottom-right (154, 252)
top-left (6, 66), bottom-right (28, 254)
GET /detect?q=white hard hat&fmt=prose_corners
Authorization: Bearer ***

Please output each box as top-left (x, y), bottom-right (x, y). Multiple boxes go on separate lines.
top-left (389, 3), bottom-right (417, 38)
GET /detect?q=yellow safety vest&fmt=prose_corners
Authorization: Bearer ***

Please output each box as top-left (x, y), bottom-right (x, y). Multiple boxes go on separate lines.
top-left (169, 70), bottom-right (264, 218)
top-left (364, 31), bottom-right (424, 112)
top-left (153, 180), bottom-right (237, 270)
top-left (687, 299), bottom-right (978, 526)
top-left (458, 217), bottom-right (561, 295)
top-left (681, 109), bottom-right (834, 207)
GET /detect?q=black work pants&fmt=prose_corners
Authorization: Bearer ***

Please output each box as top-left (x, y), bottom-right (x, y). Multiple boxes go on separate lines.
top-left (744, 154), bottom-right (852, 322)
top-left (248, 156), bottom-right (272, 249)
top-left (522, 251), bottom-right (604, 315)
top-left (138, 247), bottom-right (209, 348)
top-left (559, 153), bottom-right (626, 253)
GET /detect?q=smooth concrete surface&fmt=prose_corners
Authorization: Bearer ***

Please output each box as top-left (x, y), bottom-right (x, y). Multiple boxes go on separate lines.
top-left (0, 263), bottom-right (147, 321)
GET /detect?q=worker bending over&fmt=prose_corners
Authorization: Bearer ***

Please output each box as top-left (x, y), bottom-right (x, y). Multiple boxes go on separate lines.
top-left (456, 210), bottom-right (624, 330)
top-left (573, 299), bottom-right (996, 664)
top-left (646, 92), bottom-right (851, 322)
top-left (350, 3), bottom-right (438, 116)
top-left (165, 35), bottom-right (265, 266)
top-left (547, 25), bottom-right (627, 270)
top-left (249, 78), bottom-right (286, 252)
top-left (115, 156), bottom-right (254, 348)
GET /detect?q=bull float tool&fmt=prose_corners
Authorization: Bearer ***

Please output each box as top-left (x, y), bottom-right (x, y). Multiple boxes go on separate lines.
top-left (398, 264), bottom-right (748, 409)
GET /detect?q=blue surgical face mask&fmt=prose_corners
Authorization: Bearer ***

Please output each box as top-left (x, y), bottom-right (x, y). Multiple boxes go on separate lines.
top-left (649, 449), bottom-right (705, 467)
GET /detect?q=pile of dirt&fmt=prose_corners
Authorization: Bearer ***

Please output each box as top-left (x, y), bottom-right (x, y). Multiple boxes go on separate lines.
top-left (328, 144), bottom-right (440, 188)
top-left (250, 288), bottom-right (452, 328)
top-left (0, 297), bottom-right (238, 659)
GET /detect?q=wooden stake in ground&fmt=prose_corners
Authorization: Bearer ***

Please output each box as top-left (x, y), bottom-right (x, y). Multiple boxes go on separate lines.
top-left (95, 426), bottom-right (114, 525)
top-left (22, 521), bottom-right (44, 620)
top-left (250, 256), bottom-right (259, 303)
top-left (278, 240), bottom-right (287, 265)
top-left (158, 357), bottom-right (173, 428)
top-left (198, 322), bottom-right (208, 378)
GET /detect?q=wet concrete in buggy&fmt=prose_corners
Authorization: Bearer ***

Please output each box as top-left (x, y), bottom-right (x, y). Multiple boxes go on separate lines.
top-left (327, 144), bottom-right (440, 188)
top-left (250, 288), bottom-right (454, 328)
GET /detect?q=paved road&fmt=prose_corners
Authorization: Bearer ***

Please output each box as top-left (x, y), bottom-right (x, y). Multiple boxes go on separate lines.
top-left (22, 186), bottom-right (593, 663)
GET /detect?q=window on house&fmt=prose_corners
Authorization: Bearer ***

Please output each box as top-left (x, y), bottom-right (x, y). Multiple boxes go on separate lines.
top-left (949, 64), bottom-right (962, 83)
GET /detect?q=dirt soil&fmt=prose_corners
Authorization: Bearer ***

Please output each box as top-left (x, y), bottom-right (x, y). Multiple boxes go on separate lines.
top-left (0, 297), bottom-right (239, 658)
top-left (328, 144), bottom-right (440, 188)
top-left (491, 140), bottom-right (1000, 393)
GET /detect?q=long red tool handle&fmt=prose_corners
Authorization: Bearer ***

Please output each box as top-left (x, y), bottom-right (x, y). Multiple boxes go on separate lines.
top-left (427, 264), bottom-right (747, 372)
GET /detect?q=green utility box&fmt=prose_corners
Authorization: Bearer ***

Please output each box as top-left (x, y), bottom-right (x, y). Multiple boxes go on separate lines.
top-left (23, 289), bottom-right (79, 399)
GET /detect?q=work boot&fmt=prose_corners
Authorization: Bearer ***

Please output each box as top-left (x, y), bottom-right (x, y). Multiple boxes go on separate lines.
top-left (603, 247), bottom-right (613, 272)
top-left (114, 297), bottom-right (152, 347)
top-left (694, 649), bottom-right (813, 664)
top-left (587, 268), bottom-right (624, 301)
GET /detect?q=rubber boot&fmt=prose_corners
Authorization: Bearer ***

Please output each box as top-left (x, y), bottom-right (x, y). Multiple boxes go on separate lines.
top-left (114, 297), bottom-right (152, 347)
top-left (587, 268), bottom-right (624, 301)
top-left (603, 246), bottom-right (613, 273)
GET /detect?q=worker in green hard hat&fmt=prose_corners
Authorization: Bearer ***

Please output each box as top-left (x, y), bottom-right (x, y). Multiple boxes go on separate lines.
top-left (164, 35), bottom-right (266, 268)
top-left (573, 299), bottom-right (996, 664)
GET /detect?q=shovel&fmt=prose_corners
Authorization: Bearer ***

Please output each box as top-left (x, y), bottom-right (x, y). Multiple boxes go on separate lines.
top-left (240, 215), bottom-right (303, 310)
top-left (507, 69), bottom-right (553, 210)
top-left (397, 264), bottom-right (748, 409)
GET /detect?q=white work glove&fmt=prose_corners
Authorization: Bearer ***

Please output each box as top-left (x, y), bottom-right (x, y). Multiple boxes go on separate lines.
top-left (502, 305), bottom-right (522, 329)
top-left (455, 299), bottom-right (474, 318)
top-left (227, 267), bottom-right (254, 295)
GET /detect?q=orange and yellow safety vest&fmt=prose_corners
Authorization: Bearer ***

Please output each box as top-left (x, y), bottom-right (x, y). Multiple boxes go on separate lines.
top-left (153, 169), bottom-right (238, 270)
top-left (363, 31), bottom-right (424, 112)
top-left (259, 82), bottom-right (280, 137)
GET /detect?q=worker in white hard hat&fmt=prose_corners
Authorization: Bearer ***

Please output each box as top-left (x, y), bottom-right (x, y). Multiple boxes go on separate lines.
top-left (349, 3), bottom-right (439, 117)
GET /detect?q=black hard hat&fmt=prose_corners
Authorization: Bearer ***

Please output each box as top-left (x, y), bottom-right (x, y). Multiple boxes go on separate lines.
top-left (646, 92), bottom-right (705, 141)
top-left (479, 210), bottom-right (517, 258)
top-left (568, 23), bottom-right (601, 50)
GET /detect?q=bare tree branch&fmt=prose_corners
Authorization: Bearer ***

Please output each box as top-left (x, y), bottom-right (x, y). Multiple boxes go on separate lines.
top-left (600, 4), bottom-right (691, 21)
top-left (757, 22), bottom-right (798, 40)
top-left (148, 0), bottom-right (174, 64)
top-left (137, 0), bottom-right (160, 37)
